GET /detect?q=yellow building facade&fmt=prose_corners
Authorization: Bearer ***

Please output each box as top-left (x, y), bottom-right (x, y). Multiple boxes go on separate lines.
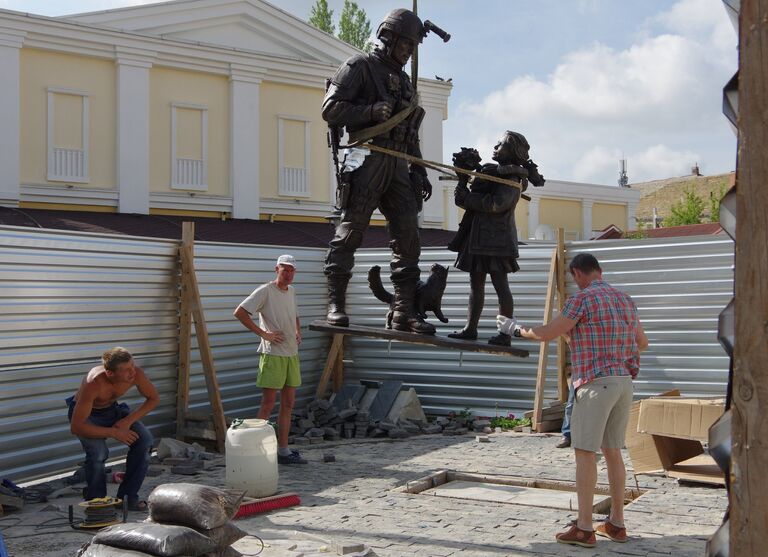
top-left (1, 0), bottom-right (453, 225)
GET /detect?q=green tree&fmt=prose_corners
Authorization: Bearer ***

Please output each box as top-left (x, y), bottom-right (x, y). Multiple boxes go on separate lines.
top-left (308, 0), bottom-right (334, 35)
top-left (338, 0), bottom-right (373, 53)
top-left (708, 184), bottom-right (728, 223)
top-left (665, 188), bottom-right (706, 227)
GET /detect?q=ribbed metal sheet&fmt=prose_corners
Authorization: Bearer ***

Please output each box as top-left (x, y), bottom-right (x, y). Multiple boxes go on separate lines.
top-left (187, 242), bottom-right (329, 419)
top-left (0, 226), bottom-right (733, 481)
top-left (0, 226), bottom-right (329, 482)
top-left (342, 235), bottom-right (733, 417)
top-left (0, 226), bottom-right (180, 481)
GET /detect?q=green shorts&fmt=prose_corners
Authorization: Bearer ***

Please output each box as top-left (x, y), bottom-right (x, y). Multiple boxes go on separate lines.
top-left (257, 353), bottom-right (301, 389)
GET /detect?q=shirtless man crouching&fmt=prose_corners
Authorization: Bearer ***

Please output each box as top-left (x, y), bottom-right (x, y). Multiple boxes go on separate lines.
top-left (67, 347), bottom-right (159, 511)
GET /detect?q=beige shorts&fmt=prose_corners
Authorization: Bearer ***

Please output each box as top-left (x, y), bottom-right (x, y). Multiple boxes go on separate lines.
top-left (571, 375), bottom-right (633, 453)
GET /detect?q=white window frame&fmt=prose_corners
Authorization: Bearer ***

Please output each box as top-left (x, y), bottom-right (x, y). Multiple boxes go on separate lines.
top-left (47, 87), bottom-right (89, 183)
top-left (171, 102), bottom-right (208, 191)
top-left (277, 114), bottom-right (311, 198)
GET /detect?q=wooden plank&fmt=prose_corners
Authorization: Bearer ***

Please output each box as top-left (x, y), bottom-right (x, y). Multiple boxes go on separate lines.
top-left (555, 228), bottom-right (568, 402)
top-left (532, 248), bottom-right (558, 431)
top-left (316, 333), bottom-right (344, 399)
top-left (732, 2), bottom-right (768, 554)
top-left (308, 321), bottom-right (529, 358)
top-left (180, 244), bottom-right (227, 453)
top-left (332, 336), bottom-right (344, 392)
top-left (176, 222), bottom-right (194, 440)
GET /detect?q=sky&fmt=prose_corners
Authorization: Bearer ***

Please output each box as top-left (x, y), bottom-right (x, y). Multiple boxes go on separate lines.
top-left (2, 0), bottom-right (738, 186)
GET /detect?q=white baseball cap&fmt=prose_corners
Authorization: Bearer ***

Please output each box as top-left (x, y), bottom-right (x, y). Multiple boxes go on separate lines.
top-left (276, 254), bottom-right (296, 268)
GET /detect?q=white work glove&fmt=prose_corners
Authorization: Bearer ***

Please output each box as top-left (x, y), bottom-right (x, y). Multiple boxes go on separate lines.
top-left (496, 315), bottom-right (522, 337)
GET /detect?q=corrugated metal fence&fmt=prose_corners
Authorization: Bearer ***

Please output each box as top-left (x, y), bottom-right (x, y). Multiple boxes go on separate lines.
top-left (0, 226), bottom-right (732, 481)
top-left (343, 235), bottom-right (733, 416)
top-left (0, 226), bottom-right (329, 481)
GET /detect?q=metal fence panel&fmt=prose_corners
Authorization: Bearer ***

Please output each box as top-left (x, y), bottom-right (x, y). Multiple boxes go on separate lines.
top-left (0, 226), bottom-right (733, 481)
top-left (342, 235), bottom-right (733, 417)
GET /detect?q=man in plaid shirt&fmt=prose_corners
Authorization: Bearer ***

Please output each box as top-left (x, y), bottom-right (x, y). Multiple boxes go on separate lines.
top-left (498, 253), bottom-right (648, 548)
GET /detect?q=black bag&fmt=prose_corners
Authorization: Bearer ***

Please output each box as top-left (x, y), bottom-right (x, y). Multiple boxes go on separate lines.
top-left (148, 484), bottom-right (244, 530)
top-left (92, 523), bottom-right (215, 557)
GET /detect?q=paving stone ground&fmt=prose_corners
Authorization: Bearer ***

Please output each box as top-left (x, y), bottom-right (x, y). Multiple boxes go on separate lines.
top-left (3, 432), bottom-right (727, 557)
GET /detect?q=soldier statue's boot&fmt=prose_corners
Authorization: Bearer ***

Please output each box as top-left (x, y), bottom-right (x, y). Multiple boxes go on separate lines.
top-left (326, 274), bottom-right (351, 327)
top-left (390, 281), bottom-right (436, 335)
top-left (488, 332), bottom-right (512, 347)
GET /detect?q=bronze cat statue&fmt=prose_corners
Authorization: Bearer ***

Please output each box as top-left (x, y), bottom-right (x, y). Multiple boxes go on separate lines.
top-left (367, 263), bottom-right (449, 329)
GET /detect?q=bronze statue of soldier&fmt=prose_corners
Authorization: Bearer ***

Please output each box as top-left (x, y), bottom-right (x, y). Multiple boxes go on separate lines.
top-left (447, 131), bottom-right (545, 346)
top-left (322, 9), bottom-right (436, 334)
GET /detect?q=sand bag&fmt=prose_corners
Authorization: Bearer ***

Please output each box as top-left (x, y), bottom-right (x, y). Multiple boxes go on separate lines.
top-left (92, 523), bottom-right (215, 557)
top-left (198, 521), bottom-right (247, 552)
top-left (77, 542), bottom-right (156, 557)
top-left (148, 484), bottom-right (244, 530)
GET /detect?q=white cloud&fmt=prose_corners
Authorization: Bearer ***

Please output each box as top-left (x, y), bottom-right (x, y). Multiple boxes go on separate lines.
top-left (446, 0), bottom-right (736, 185)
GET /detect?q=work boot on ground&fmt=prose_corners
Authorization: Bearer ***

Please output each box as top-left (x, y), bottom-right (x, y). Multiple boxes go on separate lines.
top-left (278, 450), bottom-right (307, 465)
top-left (595, 520), bottom-right (627, 543)
top-left (556, 524), bottom-right (596, 548)
top-left (556, 436), bottom-right (571, 449)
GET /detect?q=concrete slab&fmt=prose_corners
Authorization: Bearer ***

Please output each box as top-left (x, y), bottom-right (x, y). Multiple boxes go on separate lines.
top-left (423, 480), bottom-right (610, 513)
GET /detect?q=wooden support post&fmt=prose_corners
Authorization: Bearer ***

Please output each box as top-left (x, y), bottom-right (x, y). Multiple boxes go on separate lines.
top-left (555, 228), bottom-right (569, 402)
top-left (732, 1), bottom-right (768, 553)
top-left (316, 333), bottom-right (344, 399)
top-left (532, 247), bottom-right (558, 431)
top-left (332, 336), bottom-right (345, 393)
top-left (180, 244), bottom-right (227, 453)
top-left (176, 222), bottom-right (194, 439)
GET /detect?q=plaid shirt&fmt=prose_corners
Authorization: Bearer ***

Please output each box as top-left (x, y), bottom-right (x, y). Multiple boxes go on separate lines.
top-left (561, 279), bottom-right (640, 389)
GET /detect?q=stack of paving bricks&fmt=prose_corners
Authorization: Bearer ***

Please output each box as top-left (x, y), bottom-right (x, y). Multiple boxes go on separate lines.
top-left (288, 381), bottom-right (501, 446)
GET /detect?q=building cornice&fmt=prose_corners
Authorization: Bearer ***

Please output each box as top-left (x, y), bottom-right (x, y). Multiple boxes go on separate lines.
top-left (0, 26), bottom-right (27, 48)
top-left (528, 179), bottom-right (641, 205)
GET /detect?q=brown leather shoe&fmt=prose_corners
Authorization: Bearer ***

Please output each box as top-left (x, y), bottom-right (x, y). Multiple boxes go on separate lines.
top-left (556, 524), bottom-right (596, 548)
top-left (555, 436), bottom-right (571, 448)
top-left (596, 520), bottom-right (627, 542)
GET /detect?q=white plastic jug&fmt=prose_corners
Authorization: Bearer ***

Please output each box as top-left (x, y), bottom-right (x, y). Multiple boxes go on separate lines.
top-left (225, 418), bottom-right (278, 497)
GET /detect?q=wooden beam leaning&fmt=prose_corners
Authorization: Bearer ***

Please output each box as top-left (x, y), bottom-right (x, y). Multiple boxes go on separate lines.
top-left (532, 247), bottom-right (558, 431)
top-left (176, 222), bottom-right (194, 439)
top-left (316, 333), bottom-right (344, 399)
top-left (555, 228), bottom-right (568, 402)
top-left (179, 244), bottom-right (227, 453)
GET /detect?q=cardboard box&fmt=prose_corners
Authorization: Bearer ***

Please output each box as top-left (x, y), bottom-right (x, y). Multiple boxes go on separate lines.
top-left (632, 395), bottom-right (726, 486)
top-left (637, 397), bottom-right (725, 442)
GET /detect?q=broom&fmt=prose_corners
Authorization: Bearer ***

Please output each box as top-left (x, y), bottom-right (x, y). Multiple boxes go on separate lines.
top-left (233, 492), bottom-right (301, 518)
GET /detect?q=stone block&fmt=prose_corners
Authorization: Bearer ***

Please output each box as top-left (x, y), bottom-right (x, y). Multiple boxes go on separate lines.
top-left (388, 428), bottom-right (410, 439)
top-left (421, 424), bottom-right (443, 434)
top-left (323, 453), bottom-right (336, 463)
top-left (331, 540), bottom-right (366, 555)
top-left (292, 437), bottom-right (310, 446)
top-left (472, 419), bottom-right (491, 429)
top-left (337, 408), bottom-right (358, 420)
top-left (476, 435), bottom-right (490, 443)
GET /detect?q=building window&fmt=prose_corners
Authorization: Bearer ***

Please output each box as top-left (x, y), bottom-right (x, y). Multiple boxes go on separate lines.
top-left (47, 88), bottom-right (89, 183)
top-left (171, 103), bottom-right (208, 191)
top-left (278, 115), bottom-right (310, 197)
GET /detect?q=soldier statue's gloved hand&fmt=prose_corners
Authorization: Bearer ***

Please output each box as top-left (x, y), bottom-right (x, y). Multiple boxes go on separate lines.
top-left (420, 174), bottom-right (433, 202)
top-left (371, 101), bottom-right (393, 123)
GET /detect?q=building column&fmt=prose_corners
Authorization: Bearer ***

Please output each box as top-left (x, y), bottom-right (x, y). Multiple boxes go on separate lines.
top-left (528, 197), bottom-right (540, 239)
top-left (116, 48), bottom-right (154, 214)
top-left (230, 65), bottom-right (265, 220)
top-left (581, 200), bottom-right (594, 240)
top-left (0, 30), bottom-right (26, 207)
top-left (418, 85), bottom-right (451, 229)
top-left (627, 201), bottom-right (638, 231)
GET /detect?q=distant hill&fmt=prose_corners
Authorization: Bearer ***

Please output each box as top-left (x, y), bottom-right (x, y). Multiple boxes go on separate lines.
top-left (630, 173), bottom-right (733, 227)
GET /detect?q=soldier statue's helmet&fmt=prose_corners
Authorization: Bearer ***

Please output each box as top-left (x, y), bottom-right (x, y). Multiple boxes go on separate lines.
top-left (376, 9), bottom-right (426, 44)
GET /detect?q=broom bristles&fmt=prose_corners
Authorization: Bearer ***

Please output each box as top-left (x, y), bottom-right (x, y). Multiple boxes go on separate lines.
top-left (234, 493), bottom-right (300, 518)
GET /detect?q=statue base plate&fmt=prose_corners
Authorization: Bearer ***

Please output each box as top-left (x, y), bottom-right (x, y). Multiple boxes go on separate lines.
top-left (308, 320), bottom-right (529, 358)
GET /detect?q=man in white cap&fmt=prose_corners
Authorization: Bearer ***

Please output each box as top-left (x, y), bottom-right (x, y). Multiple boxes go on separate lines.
top-left (234, 254), bottom-right (305, 464)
